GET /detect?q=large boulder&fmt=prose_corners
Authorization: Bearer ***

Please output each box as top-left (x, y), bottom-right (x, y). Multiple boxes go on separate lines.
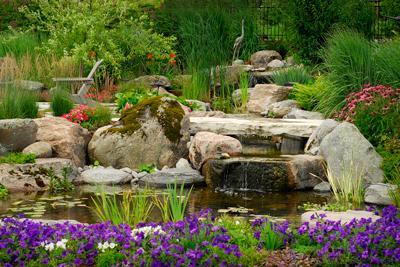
top-left (284, 108), bottom-right (324, 120)
top-left (247, 84), bottom-right (291, 113)
top-left (189, 132), bottom-right (242, 170)
top-left (89, 96), bottom-right (189, 170)
top-left (0, 119), bottom-right (38, 153)
top-left (250, 50), bottom-right (282, 68)
top-left (287, 155), bottom-right (326, 190)
top-left (305, 119), bottom-right (339, 155)
top-left (0, 158), bottom-right (78, 192)
top-left (34, 117), bottom-right (91, 167)
top-left (365, 183), bottom-right (396, 205)
top-left (78, 167), bottom-right (132, 185)
top-left (263, 100), bottom-right (299, 118)
top-left (320, 122), bottom-right (384, 184)
top-left (22, 141), bottom-right (52, 158)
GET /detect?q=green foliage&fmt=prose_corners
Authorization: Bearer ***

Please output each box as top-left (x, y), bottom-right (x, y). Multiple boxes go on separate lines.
top-left (326, 159), bottom-right (364, 208)
top-left (155, 1), bottom-right (259, 70)
top-left (81, 105), bottom-right (112, 131)
top-left (183, 69), bottom-right (210, 101)
top-left (0, 153), bottom-right (36, 164)
top-left (286, 0), bottom-right (373, 63)
top-left (315, 30), bottom-right (400, 116)
top-left (115, 87), bottom-right (157, 112)
top-left (92, 189), bottom-right (154, 226)
top-left (388, 167), bottom-right (400, 207)
top-left (22, 0), bottom-right (176, 78)
top-left (239, 72), bottom-right (249, 111)
top-left (378, 137), bottom-right (400, 182)
top-left (289, 75), bottom-right (327, 111)
top-left (0, 32), bottom-right (43, 59)
top-left (0, 184), bottom-right (9, 199)
top-left (138, 164), bottom-right (156, 174)
top-left (166, 183), bottom-right (193, 222)
top-left (299, 201), bottom-right (353, 212)
top-left (0, 86), bottom-right (39, 119)
top-left (48, 168), bottom-right (74, 194)
top-left (50, 88), bottom-right (74, 116)
top-left (97, 250), bottom-right (124, 267)
top-left (259, 222), bottom-right (285, 251)
top-left (0, 1), bottom-right (38, 32)
top-left (272, 66), bottom-right (313, 86)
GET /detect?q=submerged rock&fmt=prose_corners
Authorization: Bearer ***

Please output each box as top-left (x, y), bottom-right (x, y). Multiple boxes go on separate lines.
top-left (0, 158), bottom-right (78, 192)
top-left (365, 183), bottom-right (396, 205)
top-left (89, 97), bottom-right (189, 170)
top-left (35, 117), bottom-right (91, 167)
top-left (78, 167), bottom-right (133, 185)
top-left (139, 168), bottom-right (205, 188)
top-left (189, 132), bottom-right (242, 170)
top-left (0, 119), bottom-right (38, 153)
top-left (320, 122), bottom-right (384, 184)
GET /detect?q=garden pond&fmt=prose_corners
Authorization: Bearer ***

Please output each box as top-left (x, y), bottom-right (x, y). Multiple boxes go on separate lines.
top-left (0, 186), bottom-right (329, 224)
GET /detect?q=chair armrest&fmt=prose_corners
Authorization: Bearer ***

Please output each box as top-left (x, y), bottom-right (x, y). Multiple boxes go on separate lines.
top-left (52, 77), bottom-right (94, 83)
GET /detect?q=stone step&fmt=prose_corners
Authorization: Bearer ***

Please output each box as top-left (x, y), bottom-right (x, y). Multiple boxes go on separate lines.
top-left (189, 116), bottom-right (323, 138)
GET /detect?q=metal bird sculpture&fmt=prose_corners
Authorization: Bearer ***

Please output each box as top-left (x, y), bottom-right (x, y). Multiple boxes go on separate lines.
top-left (232, 19), bottom-right (245, 63)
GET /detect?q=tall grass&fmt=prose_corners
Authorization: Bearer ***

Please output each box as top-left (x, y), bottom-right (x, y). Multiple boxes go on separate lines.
top-left (0, 86), bottom-right (38, 119)
top-left (239, 71), bottom-right (249, 111)
top-left (315, 30), bottom-right (400, 116)
top-left (183, 69), bottom-right (210, 101)
top-left (166, 183), bottom-right (193, 222)
top-left (92, 190), bottom-right (154, 226)
top-left (326, 159), bottom-right (364, 208)
top-left (289, 75), bottom-right (326, 111)
top-left (0, 32), bottom-right (43, 59)
top-left (271, 66), bottom-right (314, 86)
top-left (51, 88), bottom-right (74, 116)
top-left (388, 167), bottom-right (400, 207)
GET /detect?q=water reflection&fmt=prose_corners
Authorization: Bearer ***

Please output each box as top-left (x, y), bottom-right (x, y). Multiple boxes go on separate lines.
top-left (0, 186), bottom-right (330, 224)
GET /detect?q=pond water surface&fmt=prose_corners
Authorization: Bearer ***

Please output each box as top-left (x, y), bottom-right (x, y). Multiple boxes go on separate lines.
top-left (0, 186), bottom-right (330, 224)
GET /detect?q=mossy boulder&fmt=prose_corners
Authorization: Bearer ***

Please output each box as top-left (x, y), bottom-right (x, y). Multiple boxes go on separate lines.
top-left (88, 97), bottom-right (190, 169)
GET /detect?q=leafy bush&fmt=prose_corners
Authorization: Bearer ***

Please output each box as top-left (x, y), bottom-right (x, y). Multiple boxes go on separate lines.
top-left (286, 0), bottom-right (373, 63)
top-left (62, 105), bottom-right (111, 130)
top-left (272, 66), bottom-right (314, 86)
top-left (51, 89), bottom-right (74, 116)
top-left (22, 0), bottom-right (176, 78)
top-left (0, 86), bottom-right (38, 119)
top-left (138, 164), bottom-right (156, 174)
top-left (0, 153), bottom-right (36, 164)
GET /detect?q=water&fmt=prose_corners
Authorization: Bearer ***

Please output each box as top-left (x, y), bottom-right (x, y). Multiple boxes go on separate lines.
top-left (0, 186), bottom-right (330, 224)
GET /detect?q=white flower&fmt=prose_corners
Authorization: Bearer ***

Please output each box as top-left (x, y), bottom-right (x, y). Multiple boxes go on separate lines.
top-left (56, 239), bottom-right (68, 250)
top-left (131, 225), bottom-right (165, 238)
top-left (218, 219), bottom-right (222, 223)
top-left (44, 243), bottom-right (55, 252)
top-left (235, 221), bottom-right (240, 225)
top-left (109, 242), bottom-right (116, 249)
top-left (98, 241), bottom-right (117, 252)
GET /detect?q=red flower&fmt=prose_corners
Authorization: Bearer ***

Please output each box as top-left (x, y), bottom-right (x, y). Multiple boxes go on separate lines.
top-left (169, 53), bottom-right (176, 58)
top-left (147, 53), bottom-right (153, 60)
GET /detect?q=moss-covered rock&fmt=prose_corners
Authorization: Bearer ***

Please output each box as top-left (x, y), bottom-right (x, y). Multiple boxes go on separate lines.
top-left (89, 97), bottom-right (189, 169)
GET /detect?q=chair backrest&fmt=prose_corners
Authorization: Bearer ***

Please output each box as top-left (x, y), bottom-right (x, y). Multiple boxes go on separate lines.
top-left (86, 59), bottom-right (103, 79)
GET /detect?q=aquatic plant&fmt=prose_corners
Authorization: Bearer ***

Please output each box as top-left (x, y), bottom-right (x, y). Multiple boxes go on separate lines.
top-left (167, 183), bottom-right (193, 222)
top-left (48, 167), bottom-right (74, 194)
top-left (92, 189), bottom-right (153, 226)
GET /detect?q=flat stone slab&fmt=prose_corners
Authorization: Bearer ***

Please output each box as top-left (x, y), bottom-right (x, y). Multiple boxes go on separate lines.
top-left (139, 169), bottom-right (205, 188)
top-left (78, 167), bottom-right (132, 185)
top-left (301, 210), bottom-right (381, 226)
top-left (189, 116), bottom-right (323, 138)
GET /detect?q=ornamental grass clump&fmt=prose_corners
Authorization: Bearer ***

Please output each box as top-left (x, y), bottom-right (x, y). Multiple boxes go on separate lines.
top-left (326, 160), bottom-right (364, 208)
top-left (271, 66), bottom-right (314, 86)
top-left (0, 86), bottom-right (38, 119)
top-left (51, 88), bottom-right (74, 116)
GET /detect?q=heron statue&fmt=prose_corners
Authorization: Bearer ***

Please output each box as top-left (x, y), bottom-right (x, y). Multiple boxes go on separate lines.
top-left (232, 19), bottom-right (245, 63)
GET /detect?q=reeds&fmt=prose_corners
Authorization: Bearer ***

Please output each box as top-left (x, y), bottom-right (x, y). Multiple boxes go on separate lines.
top-left (0, 85), bottom-right (39, 119)
top-left (271, 66), bottom-right (313, 86)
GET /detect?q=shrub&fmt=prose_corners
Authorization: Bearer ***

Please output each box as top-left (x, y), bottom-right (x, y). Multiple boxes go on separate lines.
top-left (286, 0), bottom-right (373, 63)
top-left (51, 89), bottom-right (74, 116)
top-left (271, 66), bottom-right (313, 86)
top-left (0, 86), bottom-right (38, 119)
top-left (62, 104), bottom-right (111, 130)
top-left (0, 153), bottom-right (36, 164)
top-left (22, 0), bottom-right (176, 78)
top-left (289, 75), bottom-right (327, 111)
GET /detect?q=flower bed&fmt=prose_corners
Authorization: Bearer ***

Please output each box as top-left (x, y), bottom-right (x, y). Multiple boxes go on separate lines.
top-left (0, 207), bottom-right (399, 266)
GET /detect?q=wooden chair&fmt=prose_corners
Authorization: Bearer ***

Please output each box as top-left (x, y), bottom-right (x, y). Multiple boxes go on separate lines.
top-left (52, 59), bottom-right (103, 104)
